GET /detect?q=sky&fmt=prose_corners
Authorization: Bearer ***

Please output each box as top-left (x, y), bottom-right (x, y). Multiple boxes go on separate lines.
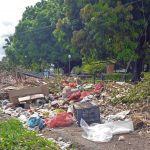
top-left (0, 0), bottom-right (40, 60)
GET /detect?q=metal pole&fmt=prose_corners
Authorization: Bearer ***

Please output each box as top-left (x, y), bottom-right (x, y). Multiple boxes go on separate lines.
top-left (68, 54), bottom-right (71, 76)
top-left (69, 58), bottom-right (70, 76)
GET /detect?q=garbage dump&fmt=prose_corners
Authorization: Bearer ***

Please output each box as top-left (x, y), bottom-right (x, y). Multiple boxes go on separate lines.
top-left (0, 71), bottom-right (149, 145)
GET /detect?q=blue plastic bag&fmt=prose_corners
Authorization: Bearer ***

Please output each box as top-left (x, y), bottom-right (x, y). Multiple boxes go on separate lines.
top-left (28, 114), bottom-right (45, 129)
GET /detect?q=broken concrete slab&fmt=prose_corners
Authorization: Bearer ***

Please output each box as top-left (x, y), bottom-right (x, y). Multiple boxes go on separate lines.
top-left (9, 85), bottom-right (49, 104)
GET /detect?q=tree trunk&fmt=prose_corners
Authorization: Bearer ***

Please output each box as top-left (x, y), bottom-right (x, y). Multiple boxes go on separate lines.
top-left (132, 26), bottom-right (146, 82)
top-left (132, 57), bottom-right (144, 82)
top-left (145, 64), bottom-right (149, 72)
top-left (63, 65), bottom-right (69, 75)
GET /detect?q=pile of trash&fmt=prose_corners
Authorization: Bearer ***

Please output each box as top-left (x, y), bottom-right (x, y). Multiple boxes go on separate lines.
top-left (0, 73), bottom-right (149, 144)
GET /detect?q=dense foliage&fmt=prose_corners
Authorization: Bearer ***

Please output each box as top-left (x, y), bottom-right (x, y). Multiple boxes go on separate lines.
top-left (3, 0), bottom-right (150, 79)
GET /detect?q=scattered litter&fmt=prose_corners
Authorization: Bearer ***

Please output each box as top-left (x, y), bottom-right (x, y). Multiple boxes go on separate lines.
top-left (0, 71), bottom-right (149, 145)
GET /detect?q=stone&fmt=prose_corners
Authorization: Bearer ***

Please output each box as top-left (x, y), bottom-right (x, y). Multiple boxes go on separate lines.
top-left (118, 136), bottom-right (125, 141)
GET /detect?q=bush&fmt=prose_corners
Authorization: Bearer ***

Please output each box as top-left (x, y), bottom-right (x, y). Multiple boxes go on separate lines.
top-left (71, 66), bottom-right (82, 74)
top-left (0, 119), bottom-right (59, 150)
top-left (81, 61), bottom-right (106, 74)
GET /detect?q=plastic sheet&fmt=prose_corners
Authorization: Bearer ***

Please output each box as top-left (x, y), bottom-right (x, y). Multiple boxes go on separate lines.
top-left (80, 119), bottom-right (134, 142)
top-left (80, 119), bottom-right (112, 142)
top-left (83, 84), bottom-right (93, 90)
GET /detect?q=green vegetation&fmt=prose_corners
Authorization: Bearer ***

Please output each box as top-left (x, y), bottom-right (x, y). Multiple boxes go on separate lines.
top-left (111, 72), bottom-right (150, 104)
top-left (104, 73), bottom-right (132, 81)
top-left (72, 61), bottom-right (106, 74)
top-left (3, 0), bottom-right (150, 80)
top-left (0, 119), bottom-right (59, 150)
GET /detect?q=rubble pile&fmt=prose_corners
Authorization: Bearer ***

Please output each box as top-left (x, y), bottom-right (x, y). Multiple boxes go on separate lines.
top-left (0, 72), bottom-right (17, 100)
top-left (0, 71), bottom-right (149, 144)
top-left (0, 71), bottom-right (16, 86)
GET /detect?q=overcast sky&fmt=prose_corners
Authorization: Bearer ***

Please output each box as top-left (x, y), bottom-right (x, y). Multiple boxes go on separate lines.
top-left (0, 0), bottom-right (40, 60)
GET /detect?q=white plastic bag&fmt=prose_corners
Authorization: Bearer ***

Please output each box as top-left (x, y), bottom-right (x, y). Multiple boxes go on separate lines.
top-left (107, 120), bottom-right (134, 135)
top-left (80, 119), bottom-right (134, 142)
top-left (18, 115), bottom-right (28, 123)
top-left (80, 119), bottom-right (113, 142)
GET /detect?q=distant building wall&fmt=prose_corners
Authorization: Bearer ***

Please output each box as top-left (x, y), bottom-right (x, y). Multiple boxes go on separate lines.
top-left (106, 64), bottom-right (115, 74)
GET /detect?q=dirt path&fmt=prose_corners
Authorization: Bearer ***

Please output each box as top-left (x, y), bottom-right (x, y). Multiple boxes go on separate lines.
top-left (41, 124), bottom-right (150, 150)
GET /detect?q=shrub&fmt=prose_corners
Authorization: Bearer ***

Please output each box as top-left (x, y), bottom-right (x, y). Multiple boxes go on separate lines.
top-left (81, 61), bottom-right (106, 74)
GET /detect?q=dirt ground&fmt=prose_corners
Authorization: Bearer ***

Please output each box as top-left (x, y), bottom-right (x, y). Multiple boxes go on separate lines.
top-left (41, 123), bottom-right (150, 150)
top-left (0, 109), bottom-right (150, 150)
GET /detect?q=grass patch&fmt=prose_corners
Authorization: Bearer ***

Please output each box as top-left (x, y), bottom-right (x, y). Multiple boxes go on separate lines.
top-left (0, 119), bottom-right (60, 150)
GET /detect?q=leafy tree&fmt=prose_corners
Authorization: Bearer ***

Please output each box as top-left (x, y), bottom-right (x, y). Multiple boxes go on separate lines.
top-left (72, 0), bottom-right (150, 81)
top-left (53, 0), bottom-right (83, 73)
top-left (4, 0), bottom-right (73, 72)
top-left (124, 0), bottom-right (150, 81)
top-left (3, 0), bottom-right (150, 79)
